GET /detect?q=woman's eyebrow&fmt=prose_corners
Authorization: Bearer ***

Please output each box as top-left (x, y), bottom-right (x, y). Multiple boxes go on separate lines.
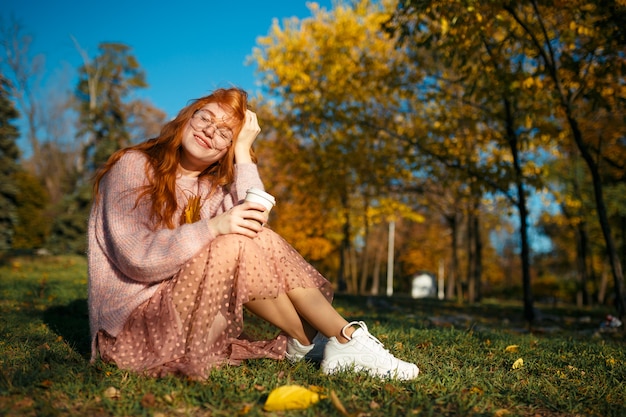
top-left (200, 108), bottom-right (232, 124)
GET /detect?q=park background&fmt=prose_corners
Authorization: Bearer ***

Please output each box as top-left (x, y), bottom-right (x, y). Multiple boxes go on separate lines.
top-left (1, 1), bottom-right (626, 415)
top-left (2, 0), bottom-right (625, 323)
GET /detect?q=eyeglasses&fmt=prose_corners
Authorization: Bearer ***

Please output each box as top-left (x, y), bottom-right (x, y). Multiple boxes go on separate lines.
top-left (190, 110), bottom-right (234, 150)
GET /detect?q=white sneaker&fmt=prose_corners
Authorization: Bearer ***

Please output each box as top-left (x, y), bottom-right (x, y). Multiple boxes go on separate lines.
top-left (285, 332), bottom-right (328, 363)
top-left (321, 321), bottom-right (419, 381)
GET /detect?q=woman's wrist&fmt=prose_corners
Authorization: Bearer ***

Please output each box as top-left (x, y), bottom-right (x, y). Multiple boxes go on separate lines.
top-left (234, 145), bottom-right (253, 164)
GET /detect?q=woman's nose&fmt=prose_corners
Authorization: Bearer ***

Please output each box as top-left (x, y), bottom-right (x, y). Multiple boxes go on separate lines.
top-left (203, 124), bottom-right (216, 135)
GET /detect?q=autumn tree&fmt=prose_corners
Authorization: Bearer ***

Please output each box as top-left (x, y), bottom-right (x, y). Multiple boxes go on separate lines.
top-left (385, 0), bottom-right (626, 321)
top-left (252, 0), bottom-right (423, 291)
top-left (498, 0), bottom-right (626, 318)
top-left (0, 75), bottom-right (21, 252)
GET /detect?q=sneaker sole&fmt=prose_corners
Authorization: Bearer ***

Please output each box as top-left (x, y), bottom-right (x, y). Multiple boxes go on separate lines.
top-left (321, 359), bottom-right (419, 381)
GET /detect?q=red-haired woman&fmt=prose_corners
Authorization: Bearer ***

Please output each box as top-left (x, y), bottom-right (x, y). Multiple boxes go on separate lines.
top-left (88, 87), bottom-right (418, 380)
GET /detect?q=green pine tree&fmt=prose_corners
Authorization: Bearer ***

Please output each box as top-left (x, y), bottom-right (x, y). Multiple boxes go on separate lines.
top-left (49, 42), bottom-right (148, 254)
top-left (0, 75), bottom-right (21, 253)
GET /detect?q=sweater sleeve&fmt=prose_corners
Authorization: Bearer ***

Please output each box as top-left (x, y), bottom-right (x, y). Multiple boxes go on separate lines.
top-left (95, 152), bottom-right (217, 283)
top-left (230, 162), bottom-right (265, 205)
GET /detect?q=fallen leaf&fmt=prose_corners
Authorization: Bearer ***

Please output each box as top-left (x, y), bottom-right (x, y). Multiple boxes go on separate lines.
top-left (238, 403), bottom-right (253, 415)
top-left (505, 345), bottom-right (519, 353)
top-left (512, 358), bottom-right (524, 370)
top-left (103, 386), bottom-right (121, 400)
top-left (330, 390), bottom-right (350, 416)
top-left (469, 386), bottom-right (483, 395)
top-left (39, 380), bottom-right (53, 388)
top-left (263, 385), bottom-right (325, 411)
top-left (141, 393), bottom-right (155, 408)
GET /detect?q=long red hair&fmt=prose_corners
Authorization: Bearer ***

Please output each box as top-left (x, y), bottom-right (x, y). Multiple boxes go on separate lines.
top-left (93, 87), bottom-right (255, 229)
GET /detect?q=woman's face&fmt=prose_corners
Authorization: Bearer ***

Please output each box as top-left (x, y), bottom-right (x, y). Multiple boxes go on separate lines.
top-left (179, 102), bottom-right (236, 177)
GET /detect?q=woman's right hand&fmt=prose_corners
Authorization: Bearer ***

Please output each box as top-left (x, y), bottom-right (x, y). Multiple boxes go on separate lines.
top-left (234, 110), bottom-right (261, 165)
top-left (207, 202), bottom-right (269, 238)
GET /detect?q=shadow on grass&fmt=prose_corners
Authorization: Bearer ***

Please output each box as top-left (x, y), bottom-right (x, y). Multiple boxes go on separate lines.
top-left (43, 298), bottom-right (91, 358)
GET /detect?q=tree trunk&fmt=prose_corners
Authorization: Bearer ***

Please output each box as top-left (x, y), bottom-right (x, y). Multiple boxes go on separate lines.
top-left (474, 214), bottom-right (483, 302)
top-left (467, 209), bottom-right (476, 303)
top-left (516, 181), bottom-right (534, 323)
top-left (567, 115), bottom-right (626, 318)
top-left (337, 196), bottom-right (350, 292)
top-left (350, 246), bottom-right (359, 294)
top-left (598, 258), bottom-right (609, 305)
top-left (502, 94), bottom-right (535, 324)
top-left (446, 214), bottom-right (459, 300)
top-left (371, 241), bottom-right (383, 295)
top-left (359, 238), bottom-right (370, 295)
top-left (575, 221), bottom-right (591, 306)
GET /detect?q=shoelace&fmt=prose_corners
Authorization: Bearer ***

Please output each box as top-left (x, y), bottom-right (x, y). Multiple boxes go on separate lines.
top-left (342, 321), bottom-right (390, 354)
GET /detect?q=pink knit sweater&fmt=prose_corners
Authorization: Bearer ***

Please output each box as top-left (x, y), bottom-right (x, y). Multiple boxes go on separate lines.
top-left (87, 150), bottom-right (264, 360)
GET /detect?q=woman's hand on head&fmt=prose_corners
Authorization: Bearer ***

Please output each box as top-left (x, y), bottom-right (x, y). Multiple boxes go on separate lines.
top-left (234, 110), bottom-right (260, 164)
top-left (207, 201), bottom-right (269, 238)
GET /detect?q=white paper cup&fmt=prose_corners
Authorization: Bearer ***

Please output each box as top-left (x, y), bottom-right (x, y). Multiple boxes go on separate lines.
top-left (245, 187), bottom-right (276, 214)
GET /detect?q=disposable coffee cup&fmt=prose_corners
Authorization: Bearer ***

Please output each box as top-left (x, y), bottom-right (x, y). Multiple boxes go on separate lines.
top-left (245, 187), bottom-right (276, 214)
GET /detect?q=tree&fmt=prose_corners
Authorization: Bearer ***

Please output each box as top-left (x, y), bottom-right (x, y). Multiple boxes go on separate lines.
top-left (1, 16), bottom-right (83, 211)
top-left (0, 16), bottom-right (44, 169)
top-left (12, 170), bottom-right (50, 250)
top-left (499, 0), bottom-right (626, 318)
top-left (74, 41), bottom-right (148, 176)
top-left (0, 75), bottom-right (21, 252)
top-left (386, 0), bottom-right (626, 320)
top-left (252, 0), bottom-right (422, 290)
top-left (49, 41), bottom-right (157, 254)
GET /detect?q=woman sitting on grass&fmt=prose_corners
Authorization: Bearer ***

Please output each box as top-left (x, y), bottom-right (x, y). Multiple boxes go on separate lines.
top-left (87, 87), bottom-right (418, 381)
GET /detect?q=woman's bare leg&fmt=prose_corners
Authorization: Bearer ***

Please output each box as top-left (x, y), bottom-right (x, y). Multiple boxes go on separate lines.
top-left (286, 288), bottom-right (353, 343)
top-left (245, 288), bottom-right (356, 345)
top-left (244, 295), bottom-right (317, 344)
top-left (245, 288), bottom-right (354, 345)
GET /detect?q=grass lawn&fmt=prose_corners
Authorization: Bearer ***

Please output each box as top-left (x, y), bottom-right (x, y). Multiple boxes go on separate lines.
top-left (0, 255), bottom-right (624, 416)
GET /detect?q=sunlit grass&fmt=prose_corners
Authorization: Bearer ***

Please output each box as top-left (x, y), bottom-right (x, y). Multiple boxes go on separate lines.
top-left (0, 255), bottom-right (624, 416)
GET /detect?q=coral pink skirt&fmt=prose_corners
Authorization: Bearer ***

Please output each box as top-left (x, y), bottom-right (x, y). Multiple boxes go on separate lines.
top-left (97, 228), bottom-right (333, 379)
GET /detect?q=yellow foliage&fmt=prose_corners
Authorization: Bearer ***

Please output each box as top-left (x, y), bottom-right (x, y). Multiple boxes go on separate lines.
top-left (441, 17), bottom-right (449, 35)
top-left (263, 385), bottom-right (326, 411)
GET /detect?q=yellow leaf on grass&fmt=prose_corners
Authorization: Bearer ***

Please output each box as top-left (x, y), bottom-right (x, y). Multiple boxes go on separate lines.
top-left (512, 358), bottom-right (524, 370)
top-left (103, 386), bottom-right (121, 400)
top-left (505, 345), bottom-right (519, 353)
top-left (330, 390), bottom-right (350, 416)
top-left (263, 385), bottom-right (325, 411)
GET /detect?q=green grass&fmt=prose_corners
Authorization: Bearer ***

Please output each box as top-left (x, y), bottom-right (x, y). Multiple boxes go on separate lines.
top-left (1, 255), bottom-right (624, 416)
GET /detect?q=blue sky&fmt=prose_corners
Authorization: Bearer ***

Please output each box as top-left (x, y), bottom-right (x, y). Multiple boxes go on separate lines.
top-left (4, 0), bottom-right (333, 121)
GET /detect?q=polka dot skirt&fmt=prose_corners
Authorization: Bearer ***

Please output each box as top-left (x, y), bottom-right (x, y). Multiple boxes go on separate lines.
top-left (97, 228), bottom-right (333, 380)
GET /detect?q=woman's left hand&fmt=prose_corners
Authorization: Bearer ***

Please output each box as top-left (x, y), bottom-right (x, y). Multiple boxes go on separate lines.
top-left (235, 110), bottom-right (261, 160)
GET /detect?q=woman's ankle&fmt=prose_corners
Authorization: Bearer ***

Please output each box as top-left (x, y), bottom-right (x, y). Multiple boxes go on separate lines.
top-left (335, 322), bottom-right (356, 344)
